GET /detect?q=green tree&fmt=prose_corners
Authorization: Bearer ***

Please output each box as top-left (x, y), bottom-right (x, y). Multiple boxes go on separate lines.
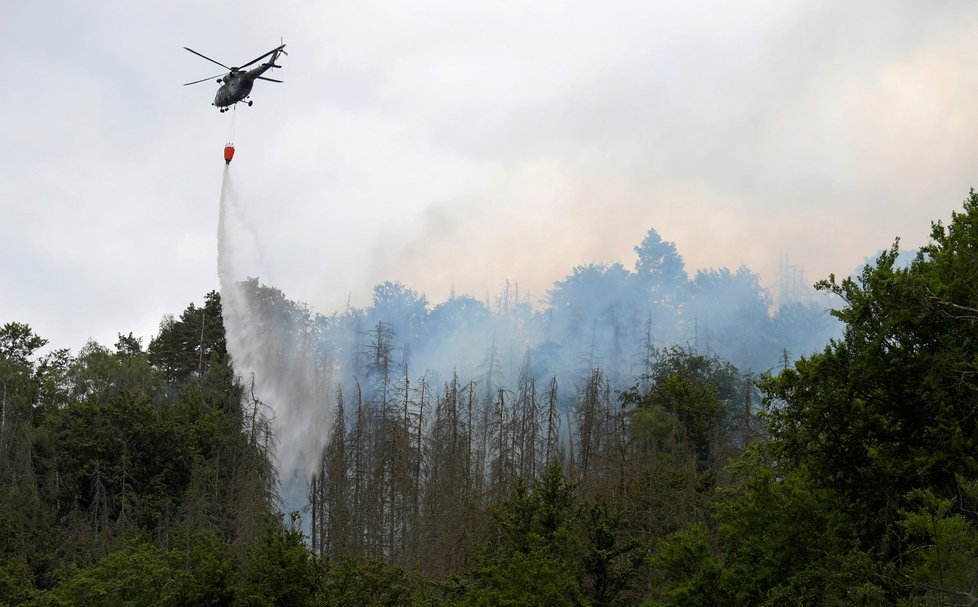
top-left (641, 349), bottom-right (741, 473)
top-left (49, 354), bottom-right (196, 540)
top-left (453, 462), bottom-right (586, 606)
top-left (0, 555), bottom-right (36, 606)
top-left (318, 558), bottom-right (426, 607)
top-left (650, 522), bottom-right (724, 607)
top-left (652, 192), bottom-right (978, 605)
top-left (633, 228), bottom-right (688, 301)
top-left (897, 483), bottom-right (978, 606)
top-left (0, 324), bottom-right (68, 590)
top-left (764, 195), bottom-right (978, 543)
top-left (579, 500), bottom-right (643, 607)
top-left (27, 540), bottom-right (187, 607)
top-left (148, 291), bottom-right (227, 384)
top-left (651, 456), bottom-right (888, 607)
top-left (615, 348), bottom-right (750, 548)
top-left (235, 522), bottom-right (317, 607)
top-left (168, 532), bottom-right (239, 607)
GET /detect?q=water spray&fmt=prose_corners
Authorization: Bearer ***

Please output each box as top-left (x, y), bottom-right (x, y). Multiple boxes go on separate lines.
top-left (217, 159), bottom-right (333, 498)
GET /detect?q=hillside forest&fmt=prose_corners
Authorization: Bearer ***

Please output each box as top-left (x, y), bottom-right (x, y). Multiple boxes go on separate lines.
top-left (5, 193), bottom-right (978, 605)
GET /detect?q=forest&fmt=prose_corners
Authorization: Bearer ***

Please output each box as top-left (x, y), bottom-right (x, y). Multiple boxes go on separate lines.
top-left (4, 192), bottom-right (978, 606)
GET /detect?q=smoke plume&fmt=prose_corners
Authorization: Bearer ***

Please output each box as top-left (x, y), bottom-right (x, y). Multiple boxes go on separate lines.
top-left (218, 162), bottom-right (840, 492)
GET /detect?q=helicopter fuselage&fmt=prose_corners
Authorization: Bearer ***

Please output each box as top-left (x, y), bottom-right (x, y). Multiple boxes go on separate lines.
top-left (184, 44), bottom-right (285, 111)
top-left (213, 52), bottom-right (279, 108)
top-left (214, 73), bottom-right (256, 108)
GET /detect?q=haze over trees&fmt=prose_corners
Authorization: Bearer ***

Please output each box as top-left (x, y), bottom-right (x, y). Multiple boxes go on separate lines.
top-left (5, 193), bottom-right (978, 605)
top-left (224, 224), bottom-right (837, 487)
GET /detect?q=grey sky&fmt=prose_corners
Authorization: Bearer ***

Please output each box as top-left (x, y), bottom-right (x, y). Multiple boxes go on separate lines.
top-left (3, 0), bottom-right (977, 353)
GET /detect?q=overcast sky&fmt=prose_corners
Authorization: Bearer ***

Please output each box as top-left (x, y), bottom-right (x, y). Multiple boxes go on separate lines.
top-left (3, 0), bottom-right (978, 354)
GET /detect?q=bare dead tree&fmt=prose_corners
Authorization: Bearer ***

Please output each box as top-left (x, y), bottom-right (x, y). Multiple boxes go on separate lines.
top-left (543, 377), bottom-right (562, 468)
top-left (322, 388), bottom-right (349, 560)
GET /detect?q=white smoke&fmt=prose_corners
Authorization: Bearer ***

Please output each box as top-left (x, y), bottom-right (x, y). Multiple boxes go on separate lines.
top-left (215, 161), bottom-right (839, 497)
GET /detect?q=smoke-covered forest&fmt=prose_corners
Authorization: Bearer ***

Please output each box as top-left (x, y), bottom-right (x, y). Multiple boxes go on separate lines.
top-left (6, 193), bottom-right (978, 605)
top-left (219, 222), bottom-right (839, 484)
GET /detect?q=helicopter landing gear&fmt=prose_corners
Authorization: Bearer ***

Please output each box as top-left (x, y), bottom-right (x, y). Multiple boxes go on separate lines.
top-left (247, 100), bottom-right (253, 107)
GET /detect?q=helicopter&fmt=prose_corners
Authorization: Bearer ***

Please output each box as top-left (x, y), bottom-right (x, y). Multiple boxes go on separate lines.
top-left (183, 43), bottom-right (287, 112)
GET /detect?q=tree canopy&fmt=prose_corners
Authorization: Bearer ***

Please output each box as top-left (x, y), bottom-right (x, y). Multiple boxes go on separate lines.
top-left (8, 194), bottom-right (978, 605)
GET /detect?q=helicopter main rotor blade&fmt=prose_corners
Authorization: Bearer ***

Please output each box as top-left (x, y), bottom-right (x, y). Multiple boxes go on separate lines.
top-left (183, 72), bottom-right (226, 86)
top-left (256, 76), bottom-right (283, 83)
top-left (237, 44), bottom-right (286, 70)
top-left (183, 47), bottom-right (231, 70)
